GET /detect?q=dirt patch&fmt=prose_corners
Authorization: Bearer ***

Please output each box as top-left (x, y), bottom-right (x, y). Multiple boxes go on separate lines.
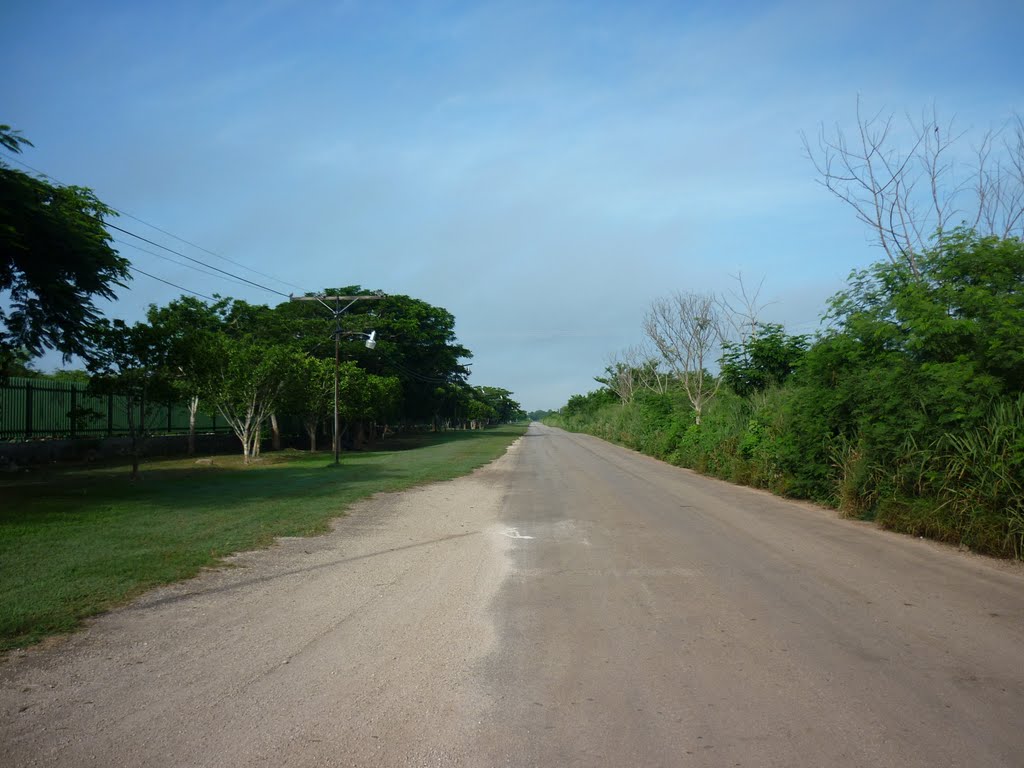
top-left (0, 439), bottom-right (524, 767)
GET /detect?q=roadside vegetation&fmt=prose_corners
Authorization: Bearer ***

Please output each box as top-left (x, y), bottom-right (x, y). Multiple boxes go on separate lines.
top-left (2, 122), bottom-right (526, 469)
top-left (0, 425), bottom-right (525, 652)
top-left (548, 103), bottom-right (1024, 559)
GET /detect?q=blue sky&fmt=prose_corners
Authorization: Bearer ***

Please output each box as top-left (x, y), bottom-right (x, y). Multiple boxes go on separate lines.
top-left (4, 0), bottom-right (1022, 409)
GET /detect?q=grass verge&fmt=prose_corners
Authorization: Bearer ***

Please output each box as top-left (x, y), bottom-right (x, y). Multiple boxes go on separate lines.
top-left (0, 425), bottom-right (526, 652)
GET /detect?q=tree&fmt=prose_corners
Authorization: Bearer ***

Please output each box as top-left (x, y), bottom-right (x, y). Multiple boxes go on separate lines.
top-left (466, 397), bottom-right (497, 428)
top-left (2, 347), bottom-right (42, 378)
top-left (86, 319), bottom-right (173, 479)
top-left (826, 229), bottom-right (1024, 393)
top-left (336, 361), bottom-right (401, 446)
top-left (561, 388), bottom-right (618, 423)
top-left (263, 288), bottom-right (472, 429)
top-left (203, 338), bottom-right (301, 464)
top-left (1, 125), bottom-right (130, 374)
top-left (146, 295), bottom-right (229, 455)
top-left (718, 272), bottom-right (772, 348)
top-left (364, 373), bottom-right (402, 439)
top-left (349, 292), bottom-right (472, 425)
top-left (292, 356), bottom-right (334, 452)
top-left (804, 99), bottom-right (1024, 277)
top-left (471, 386), bottom-right (523, 425)
top-left (597, 344), bottom-right (672, 402)
top-left (720, 324), bottom-right (808, 397)
top-left (643, 291), bottom-right (726, 424)
top-left (783, 230), bottom-right (1024, 501)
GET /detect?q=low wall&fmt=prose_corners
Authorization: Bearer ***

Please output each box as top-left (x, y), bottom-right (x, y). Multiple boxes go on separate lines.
top-left (0, 432), bottom-right (246, 468)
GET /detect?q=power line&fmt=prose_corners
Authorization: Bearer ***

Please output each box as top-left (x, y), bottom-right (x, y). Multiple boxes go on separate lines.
top-left (376, 350), bottom-right (462, 384)
top-left (106, 221), bottom-right (291, 298)
top-left (113, 237), bottom-right (257, 290)
top-left (110, 208), bottom-right (308, 293)
top-left (129, 266), bottom-right (216, 301)
top-left (2, 150), bottom-right (310, 296)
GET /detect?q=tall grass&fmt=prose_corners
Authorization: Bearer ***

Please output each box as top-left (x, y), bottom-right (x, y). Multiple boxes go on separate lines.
top-left (933, 395), bottom-right (1024, 556)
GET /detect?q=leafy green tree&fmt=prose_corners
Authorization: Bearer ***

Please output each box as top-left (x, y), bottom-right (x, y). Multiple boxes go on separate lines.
top-left (1, 125), bottom-right (130, 375)
top-left (146, 295), bottom-right (230, 455)
top-left (291, 356), bottom-right (334, 452)
top-left (720, 324), bottom-right (808, 397)
top-left (466, 398), bottom-right (497, 427)
top-left (202, 337), bottom-right (302, 464)
top-left (783, 230), bottom-right (1023, 502)
top-left (366, 373), bottom-right (402, 436)
top-left (48, 368), bottom-right (91, 383)
top-left (2, 347), bottom-right (42, 378)
top-left (562, 389), bottom-right (618, 420)
top-left (254, 288), bottom-right (471, 430)
top-left (528, 410), bottom-right (556, 421)
top-left (86, 319), bottom-right (174, 479)
top-left (337, 361), bottom-right (401, 444)
top-left (472, 386), bottom-right (523, 424)
top-left (347, 291), bottom-right (472, 425)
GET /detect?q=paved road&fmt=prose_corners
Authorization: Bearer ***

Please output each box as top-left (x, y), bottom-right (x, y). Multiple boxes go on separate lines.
top-left (3, 423), bottom-right (1023, 766)
top-left (474, 425), bottom-right (1024, 767)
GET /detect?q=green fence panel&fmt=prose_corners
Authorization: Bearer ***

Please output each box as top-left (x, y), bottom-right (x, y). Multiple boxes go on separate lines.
top-left (0, 377), bottom-right (233, 441)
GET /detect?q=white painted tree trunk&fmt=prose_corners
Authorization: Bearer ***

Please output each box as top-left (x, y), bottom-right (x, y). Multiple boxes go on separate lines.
top-left (188, 395), bottom-right (199, 456)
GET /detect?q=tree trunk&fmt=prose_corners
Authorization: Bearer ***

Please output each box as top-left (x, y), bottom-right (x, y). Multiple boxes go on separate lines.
top-left (303, 416), bottom-right (318, 452)
top-left (270, 413), bottom-right (281, 451)
top-left (187, 395), bottom-right (199, 456)
top-left (127, 397), bottom-right (139, 480)
top-left (241, 427), bottom-right (251, 465)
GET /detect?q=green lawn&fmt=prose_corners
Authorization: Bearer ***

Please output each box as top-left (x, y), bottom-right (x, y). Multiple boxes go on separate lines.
top-left (0, 425), bottom-right (526, 652)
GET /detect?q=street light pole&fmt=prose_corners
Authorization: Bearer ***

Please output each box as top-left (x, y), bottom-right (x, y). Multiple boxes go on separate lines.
top-left (290, 293), bottom-right (384, 465)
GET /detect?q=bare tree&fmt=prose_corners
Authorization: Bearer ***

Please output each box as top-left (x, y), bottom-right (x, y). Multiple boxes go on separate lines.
top-left (600, 348), bottom-right (641, 404)
top-left (630, 342), bottom-right (673, 395)
top-left (643, 292), bottom-right (725, 425)
top-left (803, 97), bottom-right (1024, 277)
top-left (600, 344), bottom-right (672, 402)
top-left (718, 272), bottom-right (772, 347)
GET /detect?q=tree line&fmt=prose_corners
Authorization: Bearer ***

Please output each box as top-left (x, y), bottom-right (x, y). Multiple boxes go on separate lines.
top-left (548, 102), bottom-right (1024, 558)
top-left (1, 125), bottom-right (525, 476)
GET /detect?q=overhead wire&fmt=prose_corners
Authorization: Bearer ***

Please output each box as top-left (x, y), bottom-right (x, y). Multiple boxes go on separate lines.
top-left (105, 221), bottom-right (292, 298)
top-left (375, 350), bottom-right (463, 384)
top-left (1, 150), bottom-right (309, 298)
top-left (129, 266), bottom-right (216, 301)
top-left (113, 238), bottom-right (258, 290)
top-left (3, 150), bottom-right (472, 381)
top-left (107, 208), bottom-right (308, 293)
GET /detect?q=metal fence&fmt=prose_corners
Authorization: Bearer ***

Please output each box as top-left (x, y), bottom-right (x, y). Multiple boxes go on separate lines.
top-left (0, 377), bottom-right (231, 441)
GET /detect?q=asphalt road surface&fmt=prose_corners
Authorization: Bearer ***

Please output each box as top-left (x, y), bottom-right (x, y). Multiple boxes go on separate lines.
top-left (3, 423), bottom-right (1023, 767)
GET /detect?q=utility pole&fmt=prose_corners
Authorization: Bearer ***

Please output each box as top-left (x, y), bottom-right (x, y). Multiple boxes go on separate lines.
top-left (290, 294), bottom-right (384, 465)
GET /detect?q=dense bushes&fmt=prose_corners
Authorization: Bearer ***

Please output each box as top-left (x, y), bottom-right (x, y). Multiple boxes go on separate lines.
top-left (548, 232), bottom-right (1024, 558)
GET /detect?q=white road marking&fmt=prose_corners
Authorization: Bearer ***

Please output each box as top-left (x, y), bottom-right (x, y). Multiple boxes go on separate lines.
top-left (500, 528), bottom-right (534, 540)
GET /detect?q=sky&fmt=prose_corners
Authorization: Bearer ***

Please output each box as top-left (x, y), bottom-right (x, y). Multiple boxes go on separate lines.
top-left (3, 0), bottom-right (1022, 410)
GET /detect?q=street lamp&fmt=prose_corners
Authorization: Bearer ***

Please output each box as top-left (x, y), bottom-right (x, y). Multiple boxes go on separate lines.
top-left (289, 293), bottom-right (384, 465)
